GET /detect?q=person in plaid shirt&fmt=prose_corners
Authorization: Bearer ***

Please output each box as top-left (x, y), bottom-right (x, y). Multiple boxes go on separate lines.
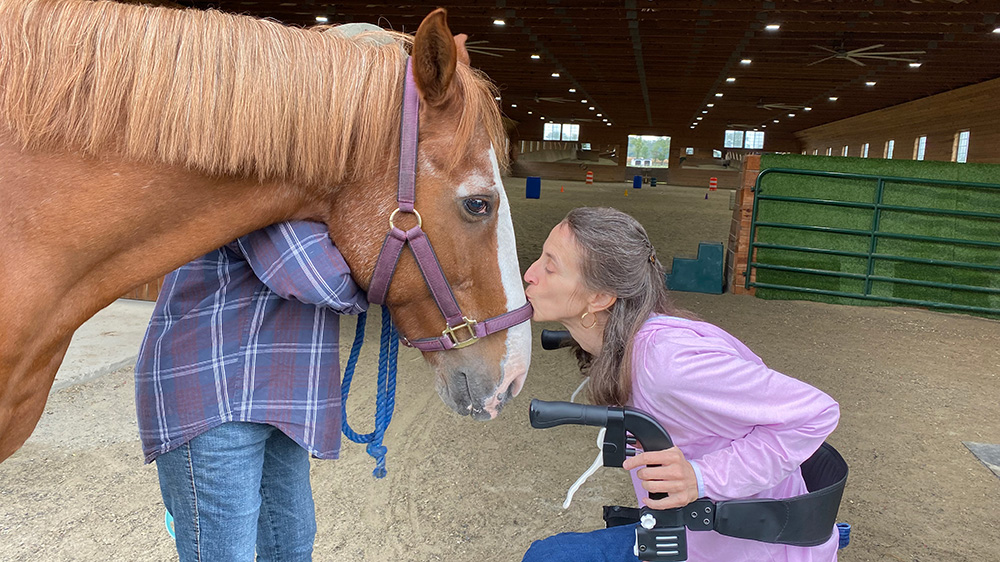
top-left (135, 220), bottom-right (367, 561)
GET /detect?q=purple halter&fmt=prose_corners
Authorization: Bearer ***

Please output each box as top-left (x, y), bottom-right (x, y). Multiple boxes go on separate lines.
top-left (367, 58), bottom-right (533, 352)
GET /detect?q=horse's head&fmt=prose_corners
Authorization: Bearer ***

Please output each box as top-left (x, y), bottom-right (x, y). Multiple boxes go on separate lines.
top-left (326, 9), bottom-right (531, 421)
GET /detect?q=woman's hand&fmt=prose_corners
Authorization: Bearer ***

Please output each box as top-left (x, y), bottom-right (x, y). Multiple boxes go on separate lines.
top-left (622, 447), bottom-right (699, 510)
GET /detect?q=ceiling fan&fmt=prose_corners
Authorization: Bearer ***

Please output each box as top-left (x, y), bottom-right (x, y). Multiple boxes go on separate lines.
top-left (532, 93), bottom-right (576, 104)
top-left (463, 40), bottom-right (515, 58)
top-left (809, 43), bottom-right (925, 66)
top-left (755, 100), bottom-right (803, 111)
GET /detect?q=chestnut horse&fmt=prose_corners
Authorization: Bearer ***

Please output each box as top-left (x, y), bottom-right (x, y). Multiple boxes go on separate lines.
top-left (0, 0), bottom-right (532, 463)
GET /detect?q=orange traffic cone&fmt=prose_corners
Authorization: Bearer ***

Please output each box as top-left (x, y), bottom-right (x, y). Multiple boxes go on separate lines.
top-left (560, 185), bottom-right (564, 193)
top-left (624, 190), bottom-right (629, 197)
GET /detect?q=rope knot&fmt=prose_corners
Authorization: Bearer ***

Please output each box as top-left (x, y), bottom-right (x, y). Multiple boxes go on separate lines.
top-left (366, 443), bottom-right (388, 459)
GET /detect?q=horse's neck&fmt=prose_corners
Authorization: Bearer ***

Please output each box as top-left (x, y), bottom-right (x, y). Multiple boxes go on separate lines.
top-left (0, 140), bottom-right (315, 344)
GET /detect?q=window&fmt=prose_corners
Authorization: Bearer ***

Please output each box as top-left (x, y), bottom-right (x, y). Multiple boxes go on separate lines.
top-left (744, 130), bottom-right (765, 149)
top-left (685, 147), bottom-right (695, 155)
top-left (913, 136), bottom-right (927, 161)
top-left (561, 123), bottom-right (580, 142)
top-left (813, 148), bottom-right (819, 155)
top-left (626, 135), bottom-right (671, 168)
top-left (544, 122), bottom-right (579, 141)
top-left (953, 130), bottom-right (970, 163)
top-left (826, 147), bottom-right (832, 156)
top-left (724, 130), bottom-right (745, 148)
top-left (861, 143), bottom-right (869, 158)
top-left (712, 149), bottom-right (722, 158)
top-left (884, 139), bottom-right (895, 159)
top-left (841, 145), bottom-right (849, 157)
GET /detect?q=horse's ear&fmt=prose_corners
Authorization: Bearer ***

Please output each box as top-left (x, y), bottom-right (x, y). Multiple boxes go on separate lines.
top-left (413, 8), bottom-right (458, 107)
top-left (454, 33), bottom-right (471, 66)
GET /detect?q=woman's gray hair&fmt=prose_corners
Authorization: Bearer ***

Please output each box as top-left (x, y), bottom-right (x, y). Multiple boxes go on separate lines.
top-left (563, 207), bottom-right (692, 406)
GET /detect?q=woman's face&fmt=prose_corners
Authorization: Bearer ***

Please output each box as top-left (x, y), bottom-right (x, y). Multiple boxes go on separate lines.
top-left (523, 222), bottom-right (591, 324)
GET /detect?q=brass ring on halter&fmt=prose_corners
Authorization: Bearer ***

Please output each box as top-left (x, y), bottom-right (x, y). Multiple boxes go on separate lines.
top-left (389, 208), bottom-right (422, 230)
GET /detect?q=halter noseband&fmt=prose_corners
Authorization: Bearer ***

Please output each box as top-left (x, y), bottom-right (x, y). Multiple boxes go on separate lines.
top-left (366, 58), bottom-right (532, 352)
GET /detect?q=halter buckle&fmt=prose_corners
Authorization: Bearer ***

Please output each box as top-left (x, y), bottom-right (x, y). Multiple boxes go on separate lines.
top-left (443, 317), bottom-right (479, 349)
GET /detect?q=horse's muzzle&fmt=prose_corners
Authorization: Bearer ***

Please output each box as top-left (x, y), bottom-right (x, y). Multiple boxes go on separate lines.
top-left (437, 369), bottom-right (514, 421)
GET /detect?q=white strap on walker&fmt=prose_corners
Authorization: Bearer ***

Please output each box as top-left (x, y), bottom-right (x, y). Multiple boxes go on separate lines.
top-left (563, 376), bottom-right (604, 509)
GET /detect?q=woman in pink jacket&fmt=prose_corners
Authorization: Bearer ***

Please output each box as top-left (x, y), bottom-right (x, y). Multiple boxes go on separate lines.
top-left (522, 207), bottom-right (841, 561)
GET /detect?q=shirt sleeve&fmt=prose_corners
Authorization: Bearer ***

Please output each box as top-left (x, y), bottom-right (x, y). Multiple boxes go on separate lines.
top-left (234, 221), bottom-right (369, 315)
top-left (635, 332), bottom-right (840, 502)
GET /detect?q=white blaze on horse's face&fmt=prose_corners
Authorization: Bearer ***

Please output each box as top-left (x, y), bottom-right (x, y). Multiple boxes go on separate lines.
top-left (483, 145), bottom-right (531, 417)
top-left (445, 144), bottom-right (532, 419)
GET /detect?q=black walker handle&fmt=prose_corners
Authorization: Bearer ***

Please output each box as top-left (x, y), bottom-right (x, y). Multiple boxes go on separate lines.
top-left (529, 399), bottom-right (609, 429)
top-left (529, 399), bottom-right (673, 495)
top-left (530, 399), bottom-right (687, 561)
top-left (540, 329), bottom-right (576, 350)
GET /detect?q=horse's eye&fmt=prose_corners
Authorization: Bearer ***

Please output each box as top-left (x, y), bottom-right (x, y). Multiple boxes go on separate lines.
top-left (464, 198), bottom-right (490, 216)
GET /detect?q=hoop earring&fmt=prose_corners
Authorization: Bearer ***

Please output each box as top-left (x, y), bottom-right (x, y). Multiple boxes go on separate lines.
top-left (580, 311), bottom-right (597, 329)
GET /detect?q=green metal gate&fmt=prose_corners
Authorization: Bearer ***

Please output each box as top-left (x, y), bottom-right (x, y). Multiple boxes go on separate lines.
top-left (745, 168), bottom-right (1000, 316)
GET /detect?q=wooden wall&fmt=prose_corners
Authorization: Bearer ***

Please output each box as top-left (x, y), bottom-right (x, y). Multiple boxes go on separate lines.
top-left (795, 77), bottom-right (1000, 163)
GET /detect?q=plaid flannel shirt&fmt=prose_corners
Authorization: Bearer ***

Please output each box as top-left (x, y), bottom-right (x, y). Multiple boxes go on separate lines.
top-left (135, 221), bottom-right (368, 463)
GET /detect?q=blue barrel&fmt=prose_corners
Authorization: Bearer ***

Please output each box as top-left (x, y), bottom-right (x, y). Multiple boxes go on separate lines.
top-left (650, 177), bottom-right (657, 187)
top-left (632, 175), bottom-right (642, 189)
top-left (526, 176), bottom-right (541, 199)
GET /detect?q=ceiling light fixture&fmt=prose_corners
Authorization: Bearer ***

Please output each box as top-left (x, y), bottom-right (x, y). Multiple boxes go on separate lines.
top-left (993, 27), bottom-right (1000, 34)
top-left (315, 15), bottom-right (328, 23)
top-left (511, 104), bottom-right (517, 108)
top-left (726, 77), bottom-right (736, 83)
top-left (740, 59), bottom-right (752, 65)
top-left (909, 62), bottom-right (922, 68)
top-left (866, 81), bottom-right (877, 86)
top-left (530, 54), bottom-right (540, 60)
top-left (804, 106), bottom-right (812, 111)
top-left (828, 96), bottom-right (838, 101)
top-left (773, 119), bottom-right (779, 123)
top-left (696, 117), bottom-right (703, 120)
top-left (589, 106), bottom-right (595, 110)
top-left (569, 88), bottom-right (576, 93)
top-left (493, 19), bottom-right (505, 26)
top-left (788, 113), bottom-right (795, 117)
top-left (715, 93), bottom-right (724, 97)
top-left (581, 99), bottom-right (588, 103)
top-left (551, 72), bottom-right (560, 78)
top-left (702, 110), bottom-right (708, 114)
top-left (596, 113), bottom-right (602, 116)
top-left (765, 24), bottom-right (780, 31)
top-left (707, 103), bottom-right (715, 107)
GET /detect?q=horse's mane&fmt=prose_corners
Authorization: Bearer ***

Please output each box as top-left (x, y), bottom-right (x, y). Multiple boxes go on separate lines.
top-left (0, 0), bottom-right (508, 187)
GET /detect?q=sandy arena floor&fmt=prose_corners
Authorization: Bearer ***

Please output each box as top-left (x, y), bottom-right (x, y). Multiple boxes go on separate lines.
top-left (1, 178), bottom-right (998, 561)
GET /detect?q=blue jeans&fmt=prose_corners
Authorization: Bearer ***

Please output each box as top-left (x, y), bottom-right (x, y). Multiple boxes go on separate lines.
top-left (155, 422), bottom-right (316, 562)
top-left (522, 524), bottom-right (639, 562)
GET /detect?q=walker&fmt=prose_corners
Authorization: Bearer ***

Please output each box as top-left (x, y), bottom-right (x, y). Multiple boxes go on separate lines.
top-left (532, 330), bottom-right (850, 562)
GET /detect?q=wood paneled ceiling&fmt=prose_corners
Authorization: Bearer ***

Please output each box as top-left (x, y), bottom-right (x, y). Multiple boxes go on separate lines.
top-left (177, 0), bottom-right (1000, 146)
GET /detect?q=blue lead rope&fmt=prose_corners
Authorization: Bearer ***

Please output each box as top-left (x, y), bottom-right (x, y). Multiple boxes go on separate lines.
top-left (340, 305), bottom-right (399, 478)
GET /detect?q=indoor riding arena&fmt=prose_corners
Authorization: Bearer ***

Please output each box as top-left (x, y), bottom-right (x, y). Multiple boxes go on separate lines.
top-left (1, 1), bottom-right (999, 562)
